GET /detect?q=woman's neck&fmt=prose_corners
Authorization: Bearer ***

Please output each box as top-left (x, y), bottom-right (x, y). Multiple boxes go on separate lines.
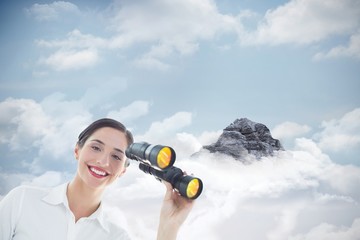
top-left (67, 175), bottom-right (104, 222)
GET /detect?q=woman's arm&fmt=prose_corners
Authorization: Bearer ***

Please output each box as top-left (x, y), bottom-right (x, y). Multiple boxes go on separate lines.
top-left (157, 181), bottom-right (195, 240)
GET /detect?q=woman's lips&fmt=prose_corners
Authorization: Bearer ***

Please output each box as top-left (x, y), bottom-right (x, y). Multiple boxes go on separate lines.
top-left (88, 165), bottom-right (109, 178)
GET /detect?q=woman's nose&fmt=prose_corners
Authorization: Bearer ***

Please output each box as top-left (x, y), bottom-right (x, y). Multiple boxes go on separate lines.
top-left (97, 153), bottom-right (110, 166)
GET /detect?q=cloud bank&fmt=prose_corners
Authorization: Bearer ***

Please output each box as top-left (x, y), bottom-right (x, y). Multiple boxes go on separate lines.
top-left (25, 1), bottom-right (80, 21)
top-left (104, 137), bottom-right (360, 240)
top-left (241, 0), bottom-right (360, 45)
top-left (314, 108), bottom-right (360, 152)
top-left (1, 93), bottom-right (359, 239)
top-left (27, 0), bottom-right (360, 72)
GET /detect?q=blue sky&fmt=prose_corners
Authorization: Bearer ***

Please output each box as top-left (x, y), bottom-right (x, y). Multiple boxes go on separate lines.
top-left (1, 1), bottom-right (360, 239)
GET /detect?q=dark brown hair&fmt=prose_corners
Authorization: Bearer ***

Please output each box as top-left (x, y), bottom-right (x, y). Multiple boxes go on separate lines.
top-left (77, 118), bottom-right (134, 166)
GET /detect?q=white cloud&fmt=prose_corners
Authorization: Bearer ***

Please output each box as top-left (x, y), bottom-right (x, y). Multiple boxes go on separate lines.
top-left (107, 100), bottom-right (151, 125)
top-left (0, 98), bottom-right (52, 150)
top-left (131, 127), bottom-right (220, 160)
top-left (79, 78), bottom-right (128, 110)
top-left (131, 39), bottom-right (199, 70)
top-left (106, 0), bottom-right (237, 50)
top-left (185, 130), bottom-right (221, 146)
top-left (136, 111), bottom-right (193, 143)
top-left (267, 204), bottom-right (302, 240)
top-left (168, 130), bottom-right (222, 159)
top-left (314, 108), bottom-right (360, 152)
top-left (41, 92), bottom-right (89, 122)
top-left (241, 0), bottom-right (360, 45)
top-left (289, 218), bottom-right (360, 240)
top-left (0, 94), bottom-right (92, 172)
top-left (39, 48), bottom-right (99, 71)
top-left (36, 29), bottom-right (108, 49)
top-left (26, 1), bottom-right (80, 21)
top-left (33, 0), bottom-right (360, 71)
top-left (133, 56), bottom-right (172, 71)
top-left (272, 122), bottom-right (311, 140)
top-left (35, 0), bottom-right (240, 70)
top-left (38, 115), bottom-right (92, 160)
top-left (313, 192), bottom-right (356, 204)
top-left (166, 132), bottom-right (203, 160)
top-left (319, 163), bottom-right (360, 197)
top-left (313, 31), bottom-right (360, 60)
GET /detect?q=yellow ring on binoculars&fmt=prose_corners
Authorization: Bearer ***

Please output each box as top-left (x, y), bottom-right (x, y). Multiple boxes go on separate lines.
top-left (157, 147), bottom-right (172, 169)
top-left (186, 179), bottom-right (200, 198)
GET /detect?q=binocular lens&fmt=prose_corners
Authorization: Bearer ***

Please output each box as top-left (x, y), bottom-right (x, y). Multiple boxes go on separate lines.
top-left (157, 147), bottom-right (173, 169)
top-left (187, 178), bottom-right (201, 199)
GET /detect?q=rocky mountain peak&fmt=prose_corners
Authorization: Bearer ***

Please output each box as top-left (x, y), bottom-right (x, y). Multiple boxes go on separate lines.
top-left (203, 118), bottom-right (284, 160)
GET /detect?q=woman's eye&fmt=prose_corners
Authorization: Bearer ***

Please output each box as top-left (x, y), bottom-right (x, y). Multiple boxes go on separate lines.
top-left (112, 155), bottom-right (122, 161)
top-left (91, 146), bottom-right (101, 151)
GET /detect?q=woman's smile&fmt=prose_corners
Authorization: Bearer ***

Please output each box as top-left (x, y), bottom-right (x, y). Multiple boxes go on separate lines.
top-left (88, 165), bottom-right (110, 178)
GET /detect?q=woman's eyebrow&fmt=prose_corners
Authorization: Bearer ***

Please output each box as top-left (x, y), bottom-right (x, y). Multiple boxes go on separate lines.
top-left (90, 139), bottom-right (125, 154)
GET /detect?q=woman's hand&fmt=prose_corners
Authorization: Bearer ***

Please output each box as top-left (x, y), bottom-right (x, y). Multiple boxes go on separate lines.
top-left (157, 181), bottom-right (195, 240)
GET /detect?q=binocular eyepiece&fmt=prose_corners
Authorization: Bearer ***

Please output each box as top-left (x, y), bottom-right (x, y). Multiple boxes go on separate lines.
top-left (125, 142), bottom-right (203, 200)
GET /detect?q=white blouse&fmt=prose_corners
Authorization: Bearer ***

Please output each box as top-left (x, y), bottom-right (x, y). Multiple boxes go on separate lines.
top-left (0, 183), bottom-right (130, 240)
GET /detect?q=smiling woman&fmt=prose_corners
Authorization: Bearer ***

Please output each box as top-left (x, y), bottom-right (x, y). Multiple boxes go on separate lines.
top-left (0, 118), bottom-right (195, 240)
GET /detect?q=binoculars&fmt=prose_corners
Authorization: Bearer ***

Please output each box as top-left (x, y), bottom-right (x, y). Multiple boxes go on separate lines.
top-left (126, 142), bottom-right (203, 200)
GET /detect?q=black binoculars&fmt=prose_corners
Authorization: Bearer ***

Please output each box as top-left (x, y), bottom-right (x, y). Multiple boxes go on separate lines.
top-left (126, 142), bottom-right (203, 200)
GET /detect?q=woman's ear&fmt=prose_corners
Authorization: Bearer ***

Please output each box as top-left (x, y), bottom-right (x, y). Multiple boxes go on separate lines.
top-left (74, 144), bottom-right (80, 160)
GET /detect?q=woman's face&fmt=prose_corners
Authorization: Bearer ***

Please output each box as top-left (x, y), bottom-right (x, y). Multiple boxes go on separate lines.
top-left (75, 127), bottom-right (128, 190)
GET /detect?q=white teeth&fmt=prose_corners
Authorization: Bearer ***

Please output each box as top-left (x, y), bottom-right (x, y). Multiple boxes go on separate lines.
top-left (90, 167), bottom-right (107, 176)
